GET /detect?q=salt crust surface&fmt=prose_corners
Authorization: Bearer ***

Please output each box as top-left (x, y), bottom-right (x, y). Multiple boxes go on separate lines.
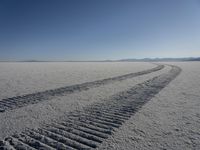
top-left (0, 62), bottom-right (154, 100)
top-left (98, 62), bottom-right (200, 150)
top-left (0, 62), bottom-right (167, 139)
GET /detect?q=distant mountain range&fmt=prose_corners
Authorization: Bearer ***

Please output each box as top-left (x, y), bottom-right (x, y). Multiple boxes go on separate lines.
top-left (119, 57), bottom-right (200, 62)
top-left (0, 57), bottom-right (200, 62)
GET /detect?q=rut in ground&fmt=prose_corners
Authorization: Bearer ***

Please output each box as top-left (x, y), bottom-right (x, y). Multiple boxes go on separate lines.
top-left (0, 64), bottom-right (164, 113)
top-left (0, 65), bottom-right (181, 150)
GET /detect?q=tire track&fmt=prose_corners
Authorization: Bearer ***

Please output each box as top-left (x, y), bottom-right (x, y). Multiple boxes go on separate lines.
top-left (0, 64), bottom-right (164, 113)
top-left (0, 65), bottom-right (181, 150)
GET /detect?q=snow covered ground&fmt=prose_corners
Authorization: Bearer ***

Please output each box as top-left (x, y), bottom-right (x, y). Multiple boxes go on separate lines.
top-left (0, 62), bottom-right (199, 149)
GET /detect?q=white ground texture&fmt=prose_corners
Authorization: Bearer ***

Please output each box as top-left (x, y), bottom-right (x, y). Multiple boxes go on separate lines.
top-left (0, 62), bottom-right (154, 100)
top-left (98, 62), bottom-right (200, 150)
top-left (0, 62), bottom-right (199, 150)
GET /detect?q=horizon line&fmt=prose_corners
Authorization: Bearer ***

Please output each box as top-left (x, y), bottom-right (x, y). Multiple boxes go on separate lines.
top-left (0, 57), bottom-right (200, 62)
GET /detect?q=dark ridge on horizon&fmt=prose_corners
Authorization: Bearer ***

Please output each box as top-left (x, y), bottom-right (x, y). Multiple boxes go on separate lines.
top-left (0, 57), bottom-right (200, 62)
top-left (0, 60), bottom-right (115, 62)
top-left (119, 57), bottom-right (200, 62)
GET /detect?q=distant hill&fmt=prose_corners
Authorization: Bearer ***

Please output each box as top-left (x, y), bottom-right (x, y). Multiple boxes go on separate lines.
top-left (119, 57), bottom-right (200, 62)
top-left (1, 57), bottom-right (200, 62)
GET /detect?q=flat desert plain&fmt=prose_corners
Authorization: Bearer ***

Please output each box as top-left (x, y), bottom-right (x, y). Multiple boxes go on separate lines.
top-left (0, 62), bottom-right (199, 150)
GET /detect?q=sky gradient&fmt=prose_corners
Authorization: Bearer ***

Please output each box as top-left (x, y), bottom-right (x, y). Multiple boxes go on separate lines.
top-left (0, 0), bottom-right (200, 61)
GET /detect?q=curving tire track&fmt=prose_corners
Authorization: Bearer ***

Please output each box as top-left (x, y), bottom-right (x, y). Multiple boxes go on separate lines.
top-left (0, 65), bottom-right (181, 150)
top-left (0, 64), bottom-right (164, 113)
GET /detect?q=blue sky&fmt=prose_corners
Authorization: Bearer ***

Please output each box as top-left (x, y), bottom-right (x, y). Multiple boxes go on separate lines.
top-left (0, 0), bottom-right (200, 61)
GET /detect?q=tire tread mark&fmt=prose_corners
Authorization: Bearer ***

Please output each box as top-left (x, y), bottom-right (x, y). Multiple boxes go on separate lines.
top-left (24, 130), bottom-right (75, 150)
top-left (43, 125), bottom-right (98, 148)
top-left (51, 123), bottom-right (104, 143)
top-left (0, 65), bottom-right (164, 112)
top-left (0, 65), bottom-right (181, 150)
top-left (31, 128), bottom-right (90, 149)
top-left (6, 136), bottom-right (36, 150)
top-left (12, 133), bottom-right (56, 150)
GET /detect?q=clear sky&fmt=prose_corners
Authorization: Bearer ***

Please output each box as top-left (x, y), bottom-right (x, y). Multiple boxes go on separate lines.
top-left (0, 0), bottom-right (200, 61)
